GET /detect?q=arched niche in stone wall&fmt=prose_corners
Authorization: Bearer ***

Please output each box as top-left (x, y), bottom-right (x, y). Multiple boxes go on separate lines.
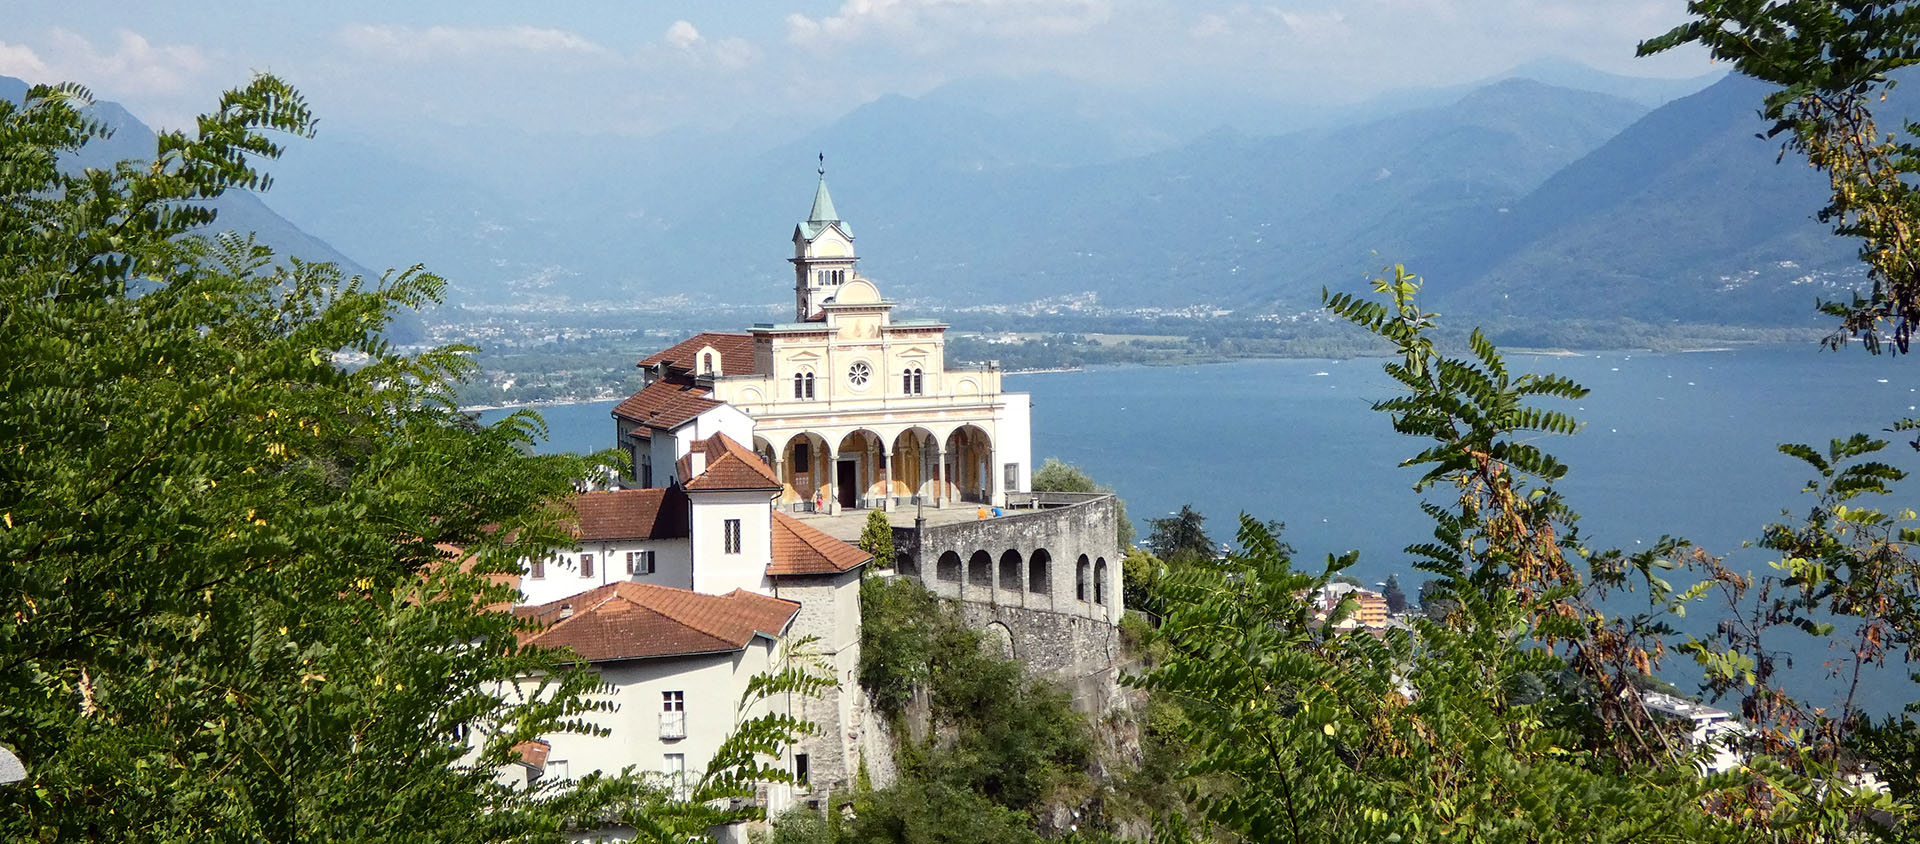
top-left (984, 621), bottom-right (1015, 660)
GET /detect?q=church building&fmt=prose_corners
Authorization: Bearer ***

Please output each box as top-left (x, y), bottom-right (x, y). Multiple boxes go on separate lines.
top-left (499, 170), bottom-right (1117, 833)
top-left (612, 167), bottom-right (1032, 514)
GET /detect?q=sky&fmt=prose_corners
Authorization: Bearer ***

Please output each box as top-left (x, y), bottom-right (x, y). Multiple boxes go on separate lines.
top-left (2, 1), bottom-right (1719, 138)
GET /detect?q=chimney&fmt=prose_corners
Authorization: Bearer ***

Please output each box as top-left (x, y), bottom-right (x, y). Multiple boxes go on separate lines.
top-left (688, 447), bottom-right (707, 478)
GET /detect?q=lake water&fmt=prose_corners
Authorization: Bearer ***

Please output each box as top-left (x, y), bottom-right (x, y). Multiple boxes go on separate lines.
top-left (483, 345), bottom-right (1920, 711)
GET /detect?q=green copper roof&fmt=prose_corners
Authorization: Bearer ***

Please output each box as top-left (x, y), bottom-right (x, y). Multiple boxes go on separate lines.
top-left (808, 176), bottom-right (839, 223)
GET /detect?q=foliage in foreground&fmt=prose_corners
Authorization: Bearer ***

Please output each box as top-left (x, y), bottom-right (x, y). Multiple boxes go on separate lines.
top-left (1644, 0), bottom-right (1920, 357)
top-left (1131, 267), bottom-right (1906, 843)
top-left (0, 77), bottom-right (813, 843)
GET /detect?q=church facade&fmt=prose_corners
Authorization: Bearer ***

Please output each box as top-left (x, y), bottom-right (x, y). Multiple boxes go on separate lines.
top-left (612, 172), bottom-right (1032, 515)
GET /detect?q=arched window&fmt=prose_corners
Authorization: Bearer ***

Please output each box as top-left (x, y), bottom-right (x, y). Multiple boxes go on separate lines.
top-left (805, 372), bottom-right (816, 399)
top-left (1094, 558), bottom-right (1108, 605)
top-left (937, 551), bottom-right (962, 582)
top-left (902, 367), bottom-right (923, 395)
top-left (968, 551), bottom-right (993, 587)
top-left (999, 550), bottom-right (1023, 591)
top-left (1028, 549), bottom-right (1052, 593)
top-left (793, 372), bottom-right (805, 399)
top-left (701, 352), bottom-right (715, 374)
top-left (1076, 555), bottom-right (1090, 601)
top-left (913, 368), bottom-right (923, 394)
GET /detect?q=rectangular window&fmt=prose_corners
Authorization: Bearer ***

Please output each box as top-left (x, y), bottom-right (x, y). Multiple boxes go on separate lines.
top-left (579, 553), bottom-right (594, 578)
top-left (724, 519), bottom-right (742, 554)
top-left (794, 443), bottom-right (810, 466)
top-left (640, 455), bottom-right (653, 488)
top-left (794, 753), bottom-right (811, 791)
top-left (660, 691), bottom-right (687, 740)
top-left (1004, 463), bottom-right (1020, 493)
top-left (626, 550), bottom-right (655, 575)
top-left (664, 753), bottom-right (686, 789)
top-left (530, 557), bottom-right (546, 579)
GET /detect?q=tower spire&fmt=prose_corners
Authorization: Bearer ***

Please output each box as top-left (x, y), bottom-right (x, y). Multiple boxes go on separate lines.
top-left (809, 154), bottom-right (839, 223)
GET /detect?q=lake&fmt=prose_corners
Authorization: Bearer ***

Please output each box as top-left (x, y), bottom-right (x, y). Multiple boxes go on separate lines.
top-left (483, 344), bottom-right (1920, 711)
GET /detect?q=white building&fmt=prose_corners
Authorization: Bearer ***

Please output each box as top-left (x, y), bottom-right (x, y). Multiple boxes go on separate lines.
top-left (511, 582), bottom-right (803, 808)
top-left (513, 432), bottom-right (874, 805)
top-left (1642, 692), bottom-right (1749, 775)
top-left (613, 170), bottom-right (1033, 513)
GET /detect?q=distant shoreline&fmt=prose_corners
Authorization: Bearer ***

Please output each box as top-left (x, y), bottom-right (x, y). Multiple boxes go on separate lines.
top-left (459, 398), bottom-right (619, 414)
top-left (464, 340), bottom-right (1816, 409)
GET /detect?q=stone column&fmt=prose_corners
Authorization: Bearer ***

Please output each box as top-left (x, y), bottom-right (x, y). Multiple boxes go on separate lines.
top-left (934, 448), bottom-right (948, 508)
top-left (986, 442), bottom-right (998, 507)
top-left (880, 448), bottom-right (892, 512)
top-left (824, 445), bottom-right (838, 515)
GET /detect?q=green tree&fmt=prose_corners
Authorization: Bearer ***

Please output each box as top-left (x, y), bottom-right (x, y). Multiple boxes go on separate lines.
top-left (853, 577), bottom-right (1089, 842)
top-left (0, 78), bottom-right (817, 843)
top-left (1381, 574), bottom-right (1407, 615)
top-left (1121, 547), bottom-right (1165, 619)
top-left (1145, 504), bottom-right (1212, 563)
top-left (1643, 2), bottom-right (1920, 355)
top-left (859, 509), bottom-right (895, 570)
top-left (1030, 456), bottom-right (1135, 548)
top-left (1130, 267), bottom-right (1901, 842)
top-left (1644, 14), bottom-right (1920, 817)
top-left (1416, 578), bottom-right (1456, 621)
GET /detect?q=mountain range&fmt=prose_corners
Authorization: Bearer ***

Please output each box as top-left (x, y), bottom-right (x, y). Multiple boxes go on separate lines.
top-left (4, 63), bottom-right (1875, 327)
top-left (0, 76), bottom-right (370, 281)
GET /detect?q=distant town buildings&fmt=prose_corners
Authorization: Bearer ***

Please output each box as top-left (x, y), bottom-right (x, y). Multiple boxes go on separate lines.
top-left (1313, 581), bottom-right (1392, 629)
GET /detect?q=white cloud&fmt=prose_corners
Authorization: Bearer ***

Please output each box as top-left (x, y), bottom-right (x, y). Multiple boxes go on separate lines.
top-left (650, 20), bottom-right (757, 71)
top-left (1277, 9), bottom-right (1346, 42)
top-left (336, 24), bottom-right (611, 62)
top-left (0, 29), bottom-right (210, 96)
top-left (786, 0), bottom-right (1113, 48)
top-left (665, 20), bottom-right (702, 50)
top-left (0, 41), bottom-right (49, 79)
top-left (1188, 14), bottom-right (1230, 39)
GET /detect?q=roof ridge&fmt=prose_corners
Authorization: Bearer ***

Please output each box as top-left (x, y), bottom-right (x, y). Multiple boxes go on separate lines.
top-left (620, 583), bottom-right (797, 644)
top-left (527, 583), bottom-right (622, 635)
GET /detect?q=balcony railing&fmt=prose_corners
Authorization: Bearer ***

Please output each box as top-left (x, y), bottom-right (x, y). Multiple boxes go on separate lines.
top-left (660, 711), bottom-right (686, 740)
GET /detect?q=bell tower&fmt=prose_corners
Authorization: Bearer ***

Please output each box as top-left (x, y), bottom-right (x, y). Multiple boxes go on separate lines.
top-left (790, 154), bottom-right (858, 321)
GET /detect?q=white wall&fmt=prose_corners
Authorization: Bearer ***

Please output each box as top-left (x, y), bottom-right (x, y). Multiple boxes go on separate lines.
top-left (993, 392), bottom-right (1033, 505)
top-left (689, 492), bottom-right (776, 597)
top-left (529, 639), bottom-right (794, 813)
top-left (519, 538), bottom-right (695, 607)
top-left (683, 405), bottom-right (754, 458)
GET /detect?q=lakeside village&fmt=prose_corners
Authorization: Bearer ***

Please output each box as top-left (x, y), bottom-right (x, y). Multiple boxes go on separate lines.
top-left (484, 171), bottom-right (1778, 841)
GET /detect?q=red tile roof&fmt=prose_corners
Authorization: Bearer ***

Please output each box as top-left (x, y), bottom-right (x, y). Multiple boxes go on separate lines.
top-left (569, 488), bottom-right (689, 541)
top-left (769, 511), bottom-right (872, 576)
top-left (638, 332), bottom-right (759, 377)
top-left (518, 582), bottom-right (799, 662)
top-left (512, 740), bottom-right (550, 771)
top-left (611, 379), bottom-right (722, 431)
top-left (680, 432), bottom-right (783, 491)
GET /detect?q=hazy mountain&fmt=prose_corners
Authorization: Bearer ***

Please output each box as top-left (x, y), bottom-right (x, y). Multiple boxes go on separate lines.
top-left (1434, 73), bottom-right (1861, 324)
top-left (0, 75), bottom-right (372, 280)
top-left (38, 64), bottom-right (1846, 331)
top-left (0, 76), bottom-right (435, 341)
top-left (668, 77), bottom-right (1649, 309)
